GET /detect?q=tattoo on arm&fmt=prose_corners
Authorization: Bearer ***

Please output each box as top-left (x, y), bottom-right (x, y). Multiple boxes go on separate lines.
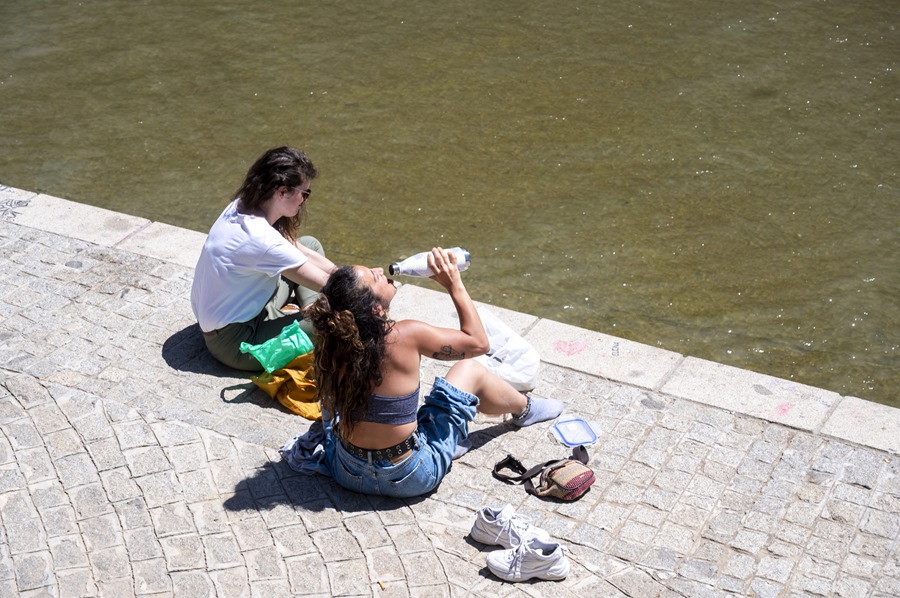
top-left (432, 345), bottom-right (465, 361)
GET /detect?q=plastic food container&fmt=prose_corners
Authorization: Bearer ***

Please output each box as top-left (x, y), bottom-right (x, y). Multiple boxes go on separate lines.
top-left (552, 418), bottom-right (598, 446)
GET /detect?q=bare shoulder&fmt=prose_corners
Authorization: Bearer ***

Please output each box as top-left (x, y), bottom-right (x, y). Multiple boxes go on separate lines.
top-left (392, 319), bottom-right (432, 333)
top-left (391, 319), bottom-right (432, 345)
top-left (390, 319), bottom-right (470, 361)
top-left (382, 321), bottom-right (425, 378)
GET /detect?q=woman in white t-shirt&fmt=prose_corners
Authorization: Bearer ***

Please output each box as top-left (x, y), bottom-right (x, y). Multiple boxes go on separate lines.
top-left (191, 146), bottom-right (337, 370)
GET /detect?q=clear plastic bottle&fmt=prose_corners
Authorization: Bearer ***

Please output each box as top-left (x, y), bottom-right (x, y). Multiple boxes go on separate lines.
top-left (389, 247), bottom-right (471, 277)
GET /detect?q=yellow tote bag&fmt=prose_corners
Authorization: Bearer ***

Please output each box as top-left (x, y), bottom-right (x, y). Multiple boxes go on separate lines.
top-left (251, 352), bottom-right (321, 420)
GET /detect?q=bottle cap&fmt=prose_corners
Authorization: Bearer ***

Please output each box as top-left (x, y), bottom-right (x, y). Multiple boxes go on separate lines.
top-left (389, 263), bottom-right (400, 275)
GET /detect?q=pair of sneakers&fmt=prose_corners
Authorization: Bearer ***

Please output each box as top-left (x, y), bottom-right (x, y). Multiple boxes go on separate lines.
top-left (470, 504), bottom-right (570, 582)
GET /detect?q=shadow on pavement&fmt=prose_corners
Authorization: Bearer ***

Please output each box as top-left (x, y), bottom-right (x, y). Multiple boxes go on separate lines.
top-left (162, 323), bottom-right (244, 378)
top-left (219, 383), bottom-right (297, 416)
top-left (222, 460), bottom-right (427, 515)
top-left (163, 324), bottom-right (295, 414)
top-left (221, 420), bottom-right (524, 518)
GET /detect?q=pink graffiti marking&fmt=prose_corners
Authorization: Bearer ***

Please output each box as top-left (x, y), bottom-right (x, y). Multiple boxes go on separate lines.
top-left (553, 339), bottom-right (589, 357)
top-left (774, 402), bottom-right (793, 417)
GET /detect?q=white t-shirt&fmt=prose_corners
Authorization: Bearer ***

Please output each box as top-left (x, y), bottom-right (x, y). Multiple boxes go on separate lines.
top-left (191, 200), bottom-right (308, 332)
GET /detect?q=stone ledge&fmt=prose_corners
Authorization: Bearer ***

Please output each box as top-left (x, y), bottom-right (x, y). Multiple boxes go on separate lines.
top-left (116, 221), bottom-right (206, 269)
top-left (821, 396), bottom-right (900, 454)
top-left (0, 184), bottom-right (37, 204)
top-left (661, 356), bottom-right (841, 433)
top-left (6, 190), bottom-right (150, 247)
top-left (524, 318), bottom-right (683, 391)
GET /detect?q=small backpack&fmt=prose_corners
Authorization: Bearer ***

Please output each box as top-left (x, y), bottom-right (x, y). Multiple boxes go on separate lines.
top-left (492, 445), bottom-right (596, 501)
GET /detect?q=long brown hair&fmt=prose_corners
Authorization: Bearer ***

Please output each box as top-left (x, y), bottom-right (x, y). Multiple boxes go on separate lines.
top-left (307, 266), bottom-right (393, 439)
top-left (233, 146), bottom-right (317, 241)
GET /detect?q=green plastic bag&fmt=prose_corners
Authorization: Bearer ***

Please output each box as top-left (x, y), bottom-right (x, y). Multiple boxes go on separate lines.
top-left (239, 320), bottom-right (314, 373)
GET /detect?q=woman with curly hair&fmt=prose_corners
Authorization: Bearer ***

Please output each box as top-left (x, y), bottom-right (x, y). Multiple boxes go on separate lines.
top-left (307, 247), bottom-right (563, 498)
top-left (191, 146), bottom-right (337, 370)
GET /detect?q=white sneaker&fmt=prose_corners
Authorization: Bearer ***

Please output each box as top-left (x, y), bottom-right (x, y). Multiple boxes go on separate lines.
top-left (470, 504), bottom-right (550, 549)
top-left (486, 537), bottom-right (570, 582)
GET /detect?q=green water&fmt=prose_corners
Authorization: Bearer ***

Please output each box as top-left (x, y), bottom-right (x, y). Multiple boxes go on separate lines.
top-left (1, 1), bottom-right (897, 406)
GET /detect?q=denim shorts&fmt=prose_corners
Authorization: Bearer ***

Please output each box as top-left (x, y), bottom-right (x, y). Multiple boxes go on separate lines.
top-left (324, 377), bottom-right (479, 498)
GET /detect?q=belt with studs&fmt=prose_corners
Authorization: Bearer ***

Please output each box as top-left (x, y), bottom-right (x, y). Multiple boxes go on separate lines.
top-left (341, 434), bottom-right (417, 462)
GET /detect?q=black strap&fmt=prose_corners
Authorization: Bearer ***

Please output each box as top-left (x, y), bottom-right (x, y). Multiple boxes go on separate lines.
top-left (570, 444), bottom-right (589, 464)
top-left (492, 454), bottom-right (545, 483)
top-left (492, 445), bottom-right (590, 488)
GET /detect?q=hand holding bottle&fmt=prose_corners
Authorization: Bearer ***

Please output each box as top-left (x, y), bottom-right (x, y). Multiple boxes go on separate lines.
top-left (389, 247), bottom-right (470, 277)
top-left (426, 247), bottom-right (464, 292)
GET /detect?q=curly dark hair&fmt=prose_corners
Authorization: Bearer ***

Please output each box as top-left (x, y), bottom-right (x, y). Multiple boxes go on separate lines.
top-left (307, 266), bottom-right (394, 439)
top-left (233, 146), bottom-right (318, 242)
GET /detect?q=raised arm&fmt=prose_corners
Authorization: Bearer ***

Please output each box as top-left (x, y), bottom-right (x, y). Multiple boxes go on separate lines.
top-left (400, 247), bottom-right (489, 360)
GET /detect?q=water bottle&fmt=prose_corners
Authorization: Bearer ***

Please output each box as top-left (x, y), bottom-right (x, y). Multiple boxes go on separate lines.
top-left (389, 247), bottom-right (471, 277)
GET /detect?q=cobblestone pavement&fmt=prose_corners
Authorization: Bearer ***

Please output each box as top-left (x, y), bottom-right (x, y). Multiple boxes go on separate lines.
top-left (0, 220), bottom-right (898, 597)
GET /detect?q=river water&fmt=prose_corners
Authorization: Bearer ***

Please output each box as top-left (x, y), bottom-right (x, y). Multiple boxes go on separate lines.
top-left (1, 1), bottom-right (897, 406)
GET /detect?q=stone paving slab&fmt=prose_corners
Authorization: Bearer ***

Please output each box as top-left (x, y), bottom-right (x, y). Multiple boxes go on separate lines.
top-left (8, 190), bottom-right (151, 248)
top-left (661, 358), bottom-right (841, 434)
top-left (116, 222), bottom-right (207, 270)
top-left (0, 189), bottom-right (898, 597)
top-left (821, 398), bottom-right (900, 456)
top-left (524, 318), bottom-right (683, 392)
